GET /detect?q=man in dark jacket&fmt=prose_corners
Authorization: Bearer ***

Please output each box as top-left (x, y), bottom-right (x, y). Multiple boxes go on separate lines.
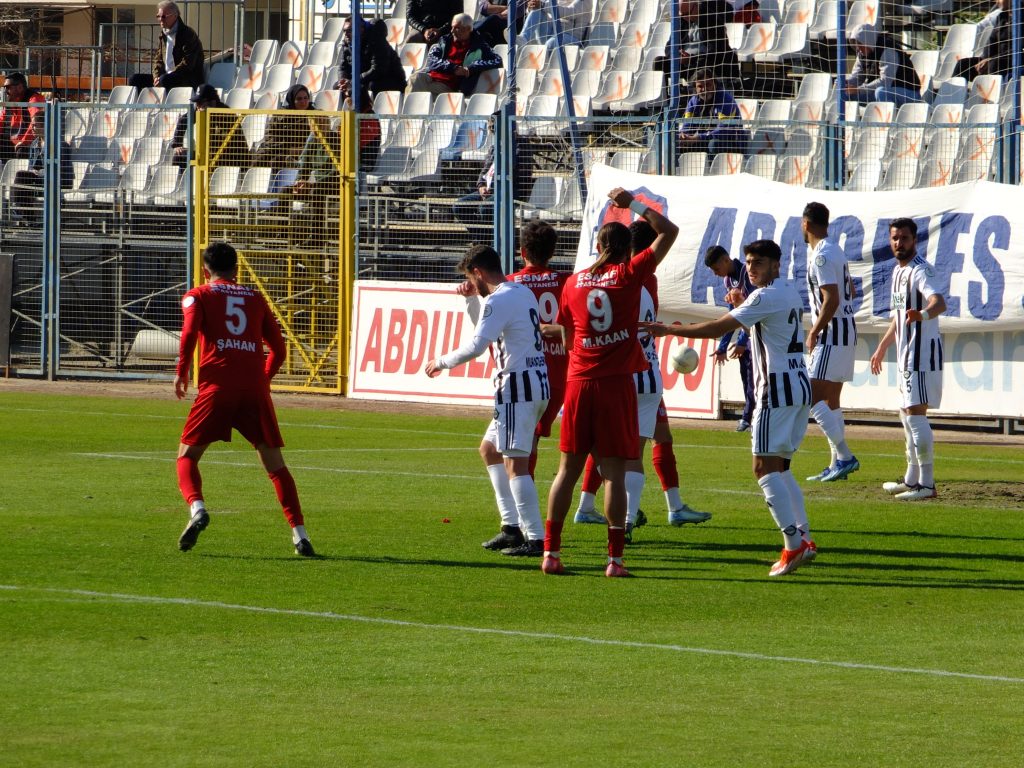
top-left (130, 1), bottom-right (205, 89)
top-left (845, 24), bottom-right (921, 107)
top-left (407, 0), bottom-right (464, 44)
top-left (338, 17), bottom-right (407, 99)
top-left (678, 0), bottom-right (737, 82)
top-left (407, 13), bottom-right (503, 97)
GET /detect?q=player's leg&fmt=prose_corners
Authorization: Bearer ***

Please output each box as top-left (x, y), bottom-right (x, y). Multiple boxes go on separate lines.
top-left (780, 404), bottom-right (815, 559)
top-left (626, 391), bottom-right (661, 538)
top-left (498, 399), bottom-right (548, 556)
top-left (593, 376), bottom-right (640, 577)
top-left (573, 453), bottom-right (606, 523)
top-left (480, 423), bottom-right (523, 551)
top-left (543, 450), bottom-right (588, 574)
top-left (176, 441), bottom-right (210, 551)
top-left (891, 371), bottom-right (941, 501)
top-left (810, 343), bottom-right (858, 482)
top-left (255, 443), bottom-right (314, 556)
top-left (530, 388), bottom-right (563, 478)
top-left (653, 401), bottom-right (711, 526)
top-left (737, 352), bottom-right (754, 431)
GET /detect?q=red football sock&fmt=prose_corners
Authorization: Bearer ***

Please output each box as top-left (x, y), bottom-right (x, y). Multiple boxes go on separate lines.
top-left (607, 526), bottom-right (625, 560)
top-left (528, 448), bottom-right (538, 478)
top-left (544, 519), bottom-right (563, 554)
top-left (176, 456), bottom-right (203, 505)
top-left (269, 467), bottom-right (304, 527)
top-left (651, 442), bottom-right (679, 492)
top-left (581, 454), bottom-right (602, 494)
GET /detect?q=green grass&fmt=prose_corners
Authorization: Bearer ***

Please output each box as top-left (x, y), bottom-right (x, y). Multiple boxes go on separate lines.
top-left (1, 389), bottom-right (1023, 767)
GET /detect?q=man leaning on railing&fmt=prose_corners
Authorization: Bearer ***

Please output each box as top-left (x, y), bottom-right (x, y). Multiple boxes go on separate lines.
top-left (129, 0), bottom-right (205, 90)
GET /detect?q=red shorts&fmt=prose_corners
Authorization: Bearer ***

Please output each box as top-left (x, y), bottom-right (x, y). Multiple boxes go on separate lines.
top-left (559, 375), bottom-right (639, 459)
top-left (181, 385), bottom-right (284, 448)
top-left (534, 382), bottom-right (566, 438)
top-left (656, 397), bottom-right (668, 424)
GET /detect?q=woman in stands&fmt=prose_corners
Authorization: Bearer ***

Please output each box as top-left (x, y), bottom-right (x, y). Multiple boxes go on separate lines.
top-left (252, 84), bottom-right (317, 172)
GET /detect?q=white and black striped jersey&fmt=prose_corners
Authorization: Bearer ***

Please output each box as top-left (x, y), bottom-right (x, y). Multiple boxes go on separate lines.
top-left (635, 283), bottom-right (663, 396)
top-left (891, 254), bottom-right (944, 373)
top-left (731, 279), bottom-right (812, 409)
top-left (438, 281), bottom-right (550, 403)
top-left (807, 238), bottom-right (857, 347)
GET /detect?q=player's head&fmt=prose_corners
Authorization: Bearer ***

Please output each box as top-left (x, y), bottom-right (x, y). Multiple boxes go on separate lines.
top-left (202, 241), bottom-right (238, 278)
top-left (743, 239), bottom-right (782, 287)
top-left (458, 244), bottom-right (503, 296)
top-left (889, 217), bottom-right (918, 263)
top-left (520, 220), bottom-right (557, 267)
top-left (801, 201), bottom-right (830, 242)
top-left (704, 244), bottom-right (731, 277)
top-left (629, 219), bottom-right (656, 256)
top-left (592, 221), bottom-right (631, 272)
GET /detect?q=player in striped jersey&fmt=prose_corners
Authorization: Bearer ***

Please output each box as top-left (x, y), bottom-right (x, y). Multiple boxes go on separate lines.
top-left (869, 218), bottom-right (947, 501)
top-left (802, 202), bottom-right (861, 483)
top-left (642, 240), bottom-right (817, 577)
top-left (426, 245), bottom-right (550, 556)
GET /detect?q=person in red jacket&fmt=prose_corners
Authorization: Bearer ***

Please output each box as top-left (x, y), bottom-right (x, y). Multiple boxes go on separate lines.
top-left (173, 241), bottom-right (315, 557)
top-left (0, 73), bottom-right (46, 162)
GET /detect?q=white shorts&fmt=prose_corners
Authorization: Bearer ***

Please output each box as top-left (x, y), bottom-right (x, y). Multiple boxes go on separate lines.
top-left (637, 391), bottom-right (662, 440)
top-left (751, 404), bottom-right (811, 459)
top-left (484, 398), bottom-right (549, 457)
top-left (899, 369), bottom-right (943, 410)
top-left (809, 343), bottom-right (855, 383)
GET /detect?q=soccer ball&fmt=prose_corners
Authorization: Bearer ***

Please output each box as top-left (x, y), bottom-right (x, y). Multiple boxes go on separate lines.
top-left (671, 346), bottom-right (699, 374)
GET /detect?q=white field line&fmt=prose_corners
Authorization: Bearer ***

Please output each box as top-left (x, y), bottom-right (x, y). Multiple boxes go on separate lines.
top-left (1, 584), bottom-right (1020, 685)
top-left (5, 405), bottom-right (1023, 466)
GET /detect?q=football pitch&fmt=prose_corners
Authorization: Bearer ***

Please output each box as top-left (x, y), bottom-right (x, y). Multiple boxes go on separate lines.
top-left (2, 386), bottom-right (1023, 767)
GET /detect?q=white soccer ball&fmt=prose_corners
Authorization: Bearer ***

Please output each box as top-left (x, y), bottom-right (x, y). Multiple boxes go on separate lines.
top-left (671, 345), bottom-right (699, 374)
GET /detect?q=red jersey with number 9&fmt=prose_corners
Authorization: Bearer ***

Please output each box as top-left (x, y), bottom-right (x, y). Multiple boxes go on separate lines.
top-left (176, 279), bottom-right (286, 389)
top-left (558, 247), bottom-right (656, 381)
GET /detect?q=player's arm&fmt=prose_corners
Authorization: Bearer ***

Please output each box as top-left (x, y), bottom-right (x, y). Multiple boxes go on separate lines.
top-left (806, 283), bottom-right (839, 354)
top-left (640, 311), bottom-right (741, 341)
top-left (869, 317), bottom-right (898, 375)
top-left (174, 297), bottom-right (203, 399)
top-left (607, 187), bottom-right (678, 265)
top-left (905, 292), bottom-right (946, 324)
top-left (426, 300), bottom-right (499, 377)
top-left (540, 323), bottom-right (562, 340)
top-left (262, 305), bottom-right (287, 380)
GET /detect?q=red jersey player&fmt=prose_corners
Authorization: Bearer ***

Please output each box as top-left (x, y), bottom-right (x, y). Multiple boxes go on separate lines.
top-left (174, 242), bottom-right (314, 557)
top-left (543, 187), bottom-right (679, 577)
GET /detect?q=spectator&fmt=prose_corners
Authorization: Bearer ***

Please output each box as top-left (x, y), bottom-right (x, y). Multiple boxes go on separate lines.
top-left (338, 17), bottom-right (407, 100)
top-left (130, 1), bottom-right (205, 90)
top-left (845, 24), bottom-right (921, 108)
top-left (732, 0), bottom-right (762, 25)
top-left (679, 69), bottom-right (748, 159)
top-left (252, 84), bottom-right (315, 171)
top-left (341, 83), bottom-right (382, 172)
top-left (954, 0), bottom-right (1013, 80)
top-left (677, 0), bottom-right (737, 82)
top-left (10, 125), bottom-right (73, 223)
top-left (171, 84), bottom-right (249, 170)
top-left (0, 73), bottom-right (46, 162)
top-left (519, 0), bottom-right (593, 50)
top-left (407, 14), bottom-right (503, 97)
top-left (407, 0), bottom-right (464, 44)
top-left (452, 145), bottom-right (495, 241)
top-left (474, 0), bottom-right (528, 48)
top-left (291, 115), bottom-right (342, 248)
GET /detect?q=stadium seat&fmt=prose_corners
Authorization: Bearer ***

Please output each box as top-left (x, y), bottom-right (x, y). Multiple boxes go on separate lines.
top-left (586, 21), bottom-right (620, 48)
top-left (515, 69), bottom-right (538, 100)
top-left (609, 44), bottom-right (641, 74)
top-left (878, 156), bottom-right (919, 190)
top-left (207, 62), bottom-right (238, 91)
top-left (306, 41), bottom-right (338, 68)
top-left (596, 0), bottom-right (628, 24)
top-left (135, 87), bottom-right (165, 105)
top-left (223, 88), bottom-right (254, 110)
top-left (384, 18), bottom-right (407, 48)
top-left (951, 156), bottom-right (991, 184)
top-left (517, 176), bottom-right (559, 217)
top-left (107, 85), bottom-right (134, 105)
top-left (617, 22), bottom-right (652, 52)
top-left (233, 63), bottom-right (266, 91)
top-left (73, 135), bottom-right (111, 164)
top-left (608, 150), bottom-right (643, 172)
top-left (472, 69), bottom-right (506, 98)
top-left (933, 77), bottom-right (967, 107)
top-left (846, 0), bottom-right (878, 32)
top-left (536, 69), bottom-right (569, 98)
top-left (794, 72), bottom-right (831, 105)
top-left (808, 0), bottom-right (837, 41)
top-left (895, 101), bottom-right (929, 125)
top-left (914, 147), bottom-right (955, 188)
top-left (94, 162), bottom-right (150, 206)
top-left (755, 23), bottom-right (808, 64)
top-left (725, 22), bottom-right (745, 51)
top-left (543, 175), bottom-right (584, 221)
top-left (241, 114), bottom-right (269, 150)
top-left (164, 87), bottom-right (193, 106)
top-left (249, 39), bottom-right (279, 69)
top-left (320, 17), bottom-right (346, 44)
top-left (736, 22), bottom-right (776, 62)
top-left (522, 94), bottom-right (560, 136)
top-left (576, 45), bottom-right (610, 74)
top-left (910, 51), bottom-right (939, 96)
top-left (624, 0), bottom-right (659, 26)
top-left (255, 64), bottom-right (295, 100)
top-left (276, 40), bottom-right (307, 69)
top-left (606, 70), bottom-right (664, 112)
top-left (399, 42), bottom-right (427, 71)
top-left (252, 91), bottom-right (279, 110)
top-left (295, 65), bottom-right (327, 94)
top-left (781, 0), bottom-right (815, 25)
top-left (967, 75), bottom-right (1001, 107)
top-left (314, 90), bottom-right (342, 111)
top-left (957, 103), bottom-right (998, 166)
top-left (0, 158), bottom-right (29, 219)
top-left (591, 70), bottom-right (632, 111)
top-left (517, 44), bottom-right (548, 73)
top-left (465, 93), bottom-right (497, 116)
top-left (62, 108), bottom-right (91, 143)
top-left (130, 136), bottom-right (167, 167)
top-left (439, 118), bottom-right (489, 160)
top-left (432, 92), bottom-right (464, 116)
top-left (743, 153), bottom-right (777, 180)
top-left (709, 153), bottom-right (744, 175)
top-left (774, 154), bottom-right (811, 185)
top-left (735, 97), bottom-right (758, 123)
top-left (62, 163), bottom-right (119, 205)
top-left (647, 22), bottom-right (671, 56)
top-left (207, 165), bottom-right (241, 208)
top-left (677, 152), bottom-right (707, 176)
top-left (237, 166), bottom-right (273, 216)
top-left (846, 159), bottom-right (881, 190)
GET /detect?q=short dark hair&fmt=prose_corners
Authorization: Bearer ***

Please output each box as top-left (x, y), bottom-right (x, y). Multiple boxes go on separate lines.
top-left (629, 219), bottom-right (656, 254)
top-left (458, 244), bottom-right (502, 275)
top-left (203, 241), bottom-right (238, 275)
top-left (693, 69), bottom-right (715, 84)
top-left (703, 244), bottom-right (730, 268)
top-left (520, 220), bottom-right (557, 265)
top-left (593, 221), bottom-right (632, 272)
top-left (802, 201), bottom-right (830, 229)
top-left (890, 217), bottom-right (918, 237)
top-left (4, 72), bottom-right (27, 88)
top-left (743, 239), bottom-right (782, 261)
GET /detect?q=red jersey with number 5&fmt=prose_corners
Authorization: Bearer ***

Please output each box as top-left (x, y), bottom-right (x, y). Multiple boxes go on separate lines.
top-left (176, 279), bottom-right (286, 389)
top-left (508, 264), bottom-right (570, 388)
top-left (558, 247), bottom-right (656, 380)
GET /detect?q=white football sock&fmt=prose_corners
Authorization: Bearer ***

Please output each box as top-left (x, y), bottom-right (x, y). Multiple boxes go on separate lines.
top-left (510, 475), bottom-right (543, 541)
top-left (900, 412), bottom-right (920, 486)
top-left (625, 471), bottom-right (645, 526)
top-left (782, 471), bottom-right (810, 541)
top-left (189, 500), bottom-right (206, 517)
top-left (486, 463), bottom-right (518, 526)
top-left (291, 524), bottom-right (308, 544)
top-left (829, 407), bottom-right (853, 461)
top-left (758, 472), bottom-right (802, 550)
top-left (664, 487), bottom-right (683, 513)
top-left (576, 490), bottom-right (598, 514)
top-left (809, 401), bottom-right (838, 465)
top-left (907, 415), bottom-right (935, 487)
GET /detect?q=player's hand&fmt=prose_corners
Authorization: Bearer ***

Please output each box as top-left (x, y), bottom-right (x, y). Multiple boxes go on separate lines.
top-left (805, 333), bottom-right (817, 355)
top-left (725, 287), bottom-right (745, 306)
top-left (455, 279), bottom-right (478, 297)
top-left (174, 374), bottom-right (189, 399)
top-left (711, 350), bottom-right (727, 366)
top-left (425, 28), bottom-right (440, 43)
top-left (540, 323), bottom-right (562, 339)
top-left (638, 320), bottom-right (670, 337)
top-left (425, 360), bottom-right (443, 378)
top-left (608, 187), bottom-right (634, 209)
top-left (729, 345), bottom-right (746, 359)
top-left (869, 350), bottom-right (884, 376)
top-left (905, 309), bottom-right (924, 324)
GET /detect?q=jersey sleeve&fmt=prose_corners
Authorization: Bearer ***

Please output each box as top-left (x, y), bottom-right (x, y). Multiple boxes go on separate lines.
top-left (914, 263), bottom-right (943, 303)
top-left (437, 294), bottom-right (502, 369)
top-left (729, 287), bottom-right (771, 329)
top-left (176, 290), bottom-right (204, 378)
top-left (811, 251), bottom-right (842, 287)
